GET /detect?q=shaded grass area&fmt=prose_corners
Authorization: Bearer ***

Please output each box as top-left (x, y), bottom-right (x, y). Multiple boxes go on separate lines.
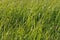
top-left (0, 0), bottom-right (60, 40)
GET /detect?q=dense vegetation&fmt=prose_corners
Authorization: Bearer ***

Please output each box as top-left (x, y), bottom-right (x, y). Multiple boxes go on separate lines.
top-left (0, 0), bottom-right (60, 40)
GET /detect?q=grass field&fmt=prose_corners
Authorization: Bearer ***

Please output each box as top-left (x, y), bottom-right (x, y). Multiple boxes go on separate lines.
top-left (0, 0), bottom-right (60, 40)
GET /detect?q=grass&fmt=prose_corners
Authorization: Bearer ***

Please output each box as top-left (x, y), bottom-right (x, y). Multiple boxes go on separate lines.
top-left (0, 0), bottom-right (60, 40)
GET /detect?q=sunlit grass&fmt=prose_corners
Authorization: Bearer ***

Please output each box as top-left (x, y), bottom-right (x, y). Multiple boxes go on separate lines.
top-left (0, 0), bottom-right (60, 40)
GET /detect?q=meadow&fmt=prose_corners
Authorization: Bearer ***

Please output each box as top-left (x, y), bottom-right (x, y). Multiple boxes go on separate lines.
top-left (0, 0), bottom-right (60, 40)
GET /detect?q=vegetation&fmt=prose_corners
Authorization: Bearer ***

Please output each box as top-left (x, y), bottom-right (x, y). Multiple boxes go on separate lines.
top-left (0, 0), bottom-right (60, 40)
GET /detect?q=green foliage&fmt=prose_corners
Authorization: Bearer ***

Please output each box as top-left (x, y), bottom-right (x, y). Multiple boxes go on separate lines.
top-left (0, 0), bottom-right (60, 40)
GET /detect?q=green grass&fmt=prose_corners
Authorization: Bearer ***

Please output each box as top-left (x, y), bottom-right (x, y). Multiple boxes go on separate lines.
top-left (0, 0), bottom-right (60, 40)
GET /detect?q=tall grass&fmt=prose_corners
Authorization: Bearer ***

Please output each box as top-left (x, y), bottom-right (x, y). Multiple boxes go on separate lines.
top-left (0, 0), bottom-right (60, 40)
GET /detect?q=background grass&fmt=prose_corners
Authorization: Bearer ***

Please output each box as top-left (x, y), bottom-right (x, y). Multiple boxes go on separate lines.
top-left (0, 0), bottom-right (60, 40)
